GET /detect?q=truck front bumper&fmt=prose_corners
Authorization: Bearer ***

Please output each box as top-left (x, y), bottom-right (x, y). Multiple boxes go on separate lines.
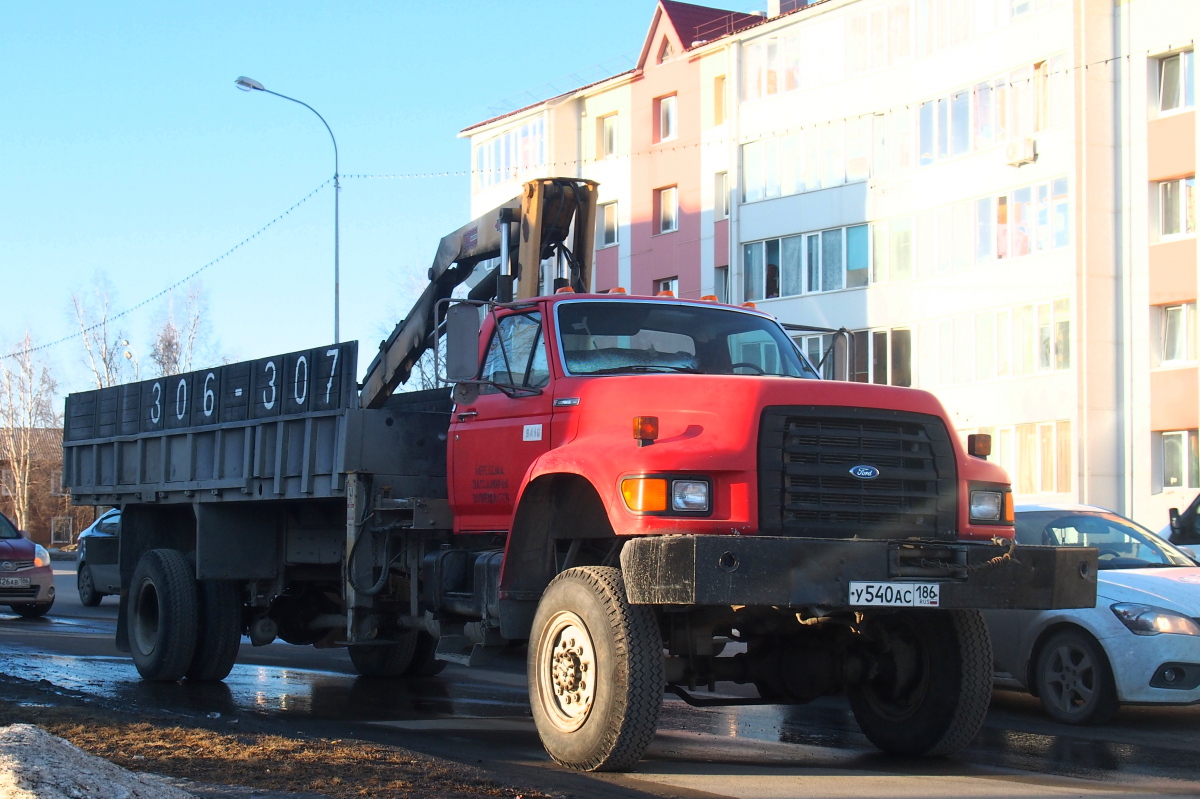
top-left (620, 535), bottom-right (1097, 611)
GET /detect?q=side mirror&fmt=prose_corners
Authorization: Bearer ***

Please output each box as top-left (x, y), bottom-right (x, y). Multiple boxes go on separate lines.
top-left (445, 303), bottom-right (482, 383)
top-left (1170, 507), bottom-right (1181, 533)
top-left (1178, 545), bottom-right (1198, 563)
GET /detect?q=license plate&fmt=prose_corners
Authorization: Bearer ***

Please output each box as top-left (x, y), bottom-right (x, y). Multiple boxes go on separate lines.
top-left (849, 582), bottom-right (939, 607)
top-left (0, 577), bottom-right (30, 588)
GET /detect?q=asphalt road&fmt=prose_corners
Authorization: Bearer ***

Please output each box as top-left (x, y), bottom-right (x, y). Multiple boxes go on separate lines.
top-left (1, 561), bottom-right (1198, 799)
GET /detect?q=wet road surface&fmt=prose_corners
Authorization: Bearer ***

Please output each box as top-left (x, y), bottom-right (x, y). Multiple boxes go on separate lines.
top-left (1, 563), bottom-right (1197, 798)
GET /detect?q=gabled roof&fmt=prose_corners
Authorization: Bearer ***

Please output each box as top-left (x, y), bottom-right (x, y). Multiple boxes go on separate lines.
top-left (461, 1), bottom-right (763, 137)
top-left (0, 428), bottom-right (63, 464)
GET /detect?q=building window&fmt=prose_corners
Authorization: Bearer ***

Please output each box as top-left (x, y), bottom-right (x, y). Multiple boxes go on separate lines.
top-left (50, 472), bottom-right (66, 497)
top-left (656, 186), bottom-right (678, 234)
top-left (1161, 303), bottom-right (1197, 363)
top-left (656, 276), bottom-right (678, 295)
top-left (658, 37), bottom-right (674, 64)
top-left (852, 328), bottom-right (912, 386)
top-left (991, 420), bottom-right (1072, 496)
top-left (473, 115), bottom-right (546, 190)
top-left (599, 114), bottom-right (617, 158)
top-left (1160, 50), bottom-right (1195, 113)
top-left (0, 470), bottom-right (11, 498)
top-left (657, 95), bottom-right (677, 142)
top-left (598, 201), bottom-right (618, 247)
top-left (1160, 177), bottom-right (1196, 237)
top-left (51, 517), bottom-right (72, 546)
top-left (713, 75), bottom-right (727, 126)
top-left (714, 266), bottom-right (729, 304)
top-left (799, 333), bottom-right (837, 379)
top-left (1163, 429), bottom-right (1200, 489)
top-left (743, 224), bottom-right (867, 300)
top-left (715, 172), bottom-right (729, 219)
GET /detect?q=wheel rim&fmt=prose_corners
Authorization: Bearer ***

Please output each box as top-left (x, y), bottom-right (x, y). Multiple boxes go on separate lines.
top-left (1043, 642), bottom-right (1097, 716)
top-left (131, 577), bottom-right (160, 656)
top-left (78, 567), bottom-right (93, 599)
top-left (537, 610), bottom-right (597, 733)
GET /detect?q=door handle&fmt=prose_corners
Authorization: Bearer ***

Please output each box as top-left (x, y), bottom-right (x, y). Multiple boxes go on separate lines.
top-left (456, 411), bottom-right (478, 422)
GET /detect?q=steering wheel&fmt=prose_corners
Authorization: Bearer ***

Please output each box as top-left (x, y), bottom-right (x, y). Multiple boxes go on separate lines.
top-left (730, 362), bottom-right (765, 375)
top-left (1097, 549), bottom-right (1121, 560)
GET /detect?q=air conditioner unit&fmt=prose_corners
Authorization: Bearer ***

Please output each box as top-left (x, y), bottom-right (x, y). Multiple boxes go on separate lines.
top-left (1005, 138), bottom-right (1036, 167)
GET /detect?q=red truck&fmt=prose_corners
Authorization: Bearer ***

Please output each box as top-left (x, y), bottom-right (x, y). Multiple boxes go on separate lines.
top-left (64, 178), bottom-right (1096, 772)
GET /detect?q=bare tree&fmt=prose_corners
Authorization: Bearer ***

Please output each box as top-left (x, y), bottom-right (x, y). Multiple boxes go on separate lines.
top-left (149, 283), bottom-right (209, 377)
top-left (71, 274), bottom-right (132, 388)
top-left (0, 334), bottom-right (58, 531)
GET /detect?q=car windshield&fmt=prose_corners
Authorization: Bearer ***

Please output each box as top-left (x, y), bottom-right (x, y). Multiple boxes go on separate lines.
top-left (1015, 510), bottom-right (1195, 569)
top-left (556, 301), bottom-right (819, 378)
top-left (0, 515), bottom-right (16, 539)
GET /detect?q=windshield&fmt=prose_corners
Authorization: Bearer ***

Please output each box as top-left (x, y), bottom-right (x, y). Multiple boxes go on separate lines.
top-left (1015, 510), bottom-right (1194, 569)
top-left (556, 301), bottom-right (819, 378)
top-left (0, 514), bottom-right (18, 539)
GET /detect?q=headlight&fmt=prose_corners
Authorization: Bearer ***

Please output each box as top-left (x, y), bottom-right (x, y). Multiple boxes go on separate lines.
top-left (970, 490), bottom-right (1003, 522)
top-left (1111, 603), bottom-right (1200, 636)
top-left (671, 480), bottom-right (710, 512)
top-left (33, 544), bottom-right (50, 569)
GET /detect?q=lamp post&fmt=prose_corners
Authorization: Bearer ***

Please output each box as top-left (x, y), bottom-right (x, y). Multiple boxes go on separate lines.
top-left (235, 76), bottom-right (341, 343)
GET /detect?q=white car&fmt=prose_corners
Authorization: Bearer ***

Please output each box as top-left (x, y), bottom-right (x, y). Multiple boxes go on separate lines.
top-left (984, 504), bottom-right (1200, 724)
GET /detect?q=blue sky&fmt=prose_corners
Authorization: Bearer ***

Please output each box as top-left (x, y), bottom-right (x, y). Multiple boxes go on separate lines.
top-left (1, 1), bottom-right (761, 393)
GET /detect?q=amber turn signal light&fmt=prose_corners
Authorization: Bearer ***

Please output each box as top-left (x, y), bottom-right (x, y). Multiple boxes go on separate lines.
top-left (1003, 491), bottom-right (1015, 524)
top-left (622, 478), bottom-right (668, 512)
top-left (967, 433), bottom-right (992, 458)
top-left (633, 416), bottom-right (659, 446)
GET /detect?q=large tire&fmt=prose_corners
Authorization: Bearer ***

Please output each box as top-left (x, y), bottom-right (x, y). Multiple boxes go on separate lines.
top-left (9, 603), bottom-right (52, 619)
top-left (849, 609), bottom-right (991, 757)
top-left (77, 563), bottom-right (104, 607)
top-left (1034, 629), bottom-right (1118, 725)
top-left (186, 580), bottom-right (243, 682)
top-left (348, 631), bottom-right (420, 677)
top-left (403, 631), bottom-right (447, 678)
top-left (528, 566), bottom-right (664, 772)
top-left (128, 548), bottom-right (199, 682)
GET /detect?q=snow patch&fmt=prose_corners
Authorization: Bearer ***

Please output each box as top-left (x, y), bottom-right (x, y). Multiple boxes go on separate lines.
top-left (0, 724), bottom-right (193, 799)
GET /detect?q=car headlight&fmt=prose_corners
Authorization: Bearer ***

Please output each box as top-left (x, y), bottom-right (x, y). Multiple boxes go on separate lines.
top-left (1111, 603), bottom-right (1200, 636)
top-left (672, 480), bottom-right (710, 512)
top-left (33, 544), bottom-right (50, 569)
top-left (970, 490), bottom-right (1003, 522)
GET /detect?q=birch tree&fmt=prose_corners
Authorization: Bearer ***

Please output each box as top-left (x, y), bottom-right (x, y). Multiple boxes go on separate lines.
top-left (0, 334), bottom-right (58, 531)
top-left (149, 283), bottom-right (208, 377)
top-left (71, 275), bottom-right (132, 388)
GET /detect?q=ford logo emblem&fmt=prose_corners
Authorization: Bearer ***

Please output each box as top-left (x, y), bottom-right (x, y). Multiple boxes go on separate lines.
top-left (849, 465), bottom-right (880, 480)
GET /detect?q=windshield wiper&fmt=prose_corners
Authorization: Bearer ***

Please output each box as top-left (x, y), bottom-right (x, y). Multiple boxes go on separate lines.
top-left (575, 364), bottom-right (701, 375)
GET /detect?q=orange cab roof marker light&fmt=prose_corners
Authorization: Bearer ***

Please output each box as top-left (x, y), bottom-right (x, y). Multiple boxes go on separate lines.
top-left (608, 287), bottom-right (627, 294)
top-left (633, 415), bottom-right (659, 447)
top-left (656, 290), bottom-right (675, 297)
top-left (555, 286), bottom-right (575, 294)
top-left (700, 295), bottom-right (718, 302)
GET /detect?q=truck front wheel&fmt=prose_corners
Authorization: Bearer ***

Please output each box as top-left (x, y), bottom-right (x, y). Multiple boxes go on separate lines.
top-left (528, 566), bottom-right (664, 772)
top-left (848, 609), bottom-right (992, 757)
top-left (128, 549), bottom-right (199, 682)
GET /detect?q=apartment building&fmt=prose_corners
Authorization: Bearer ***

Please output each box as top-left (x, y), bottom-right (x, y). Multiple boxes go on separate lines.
top-left (459, 0), bottom-right (1200, 528)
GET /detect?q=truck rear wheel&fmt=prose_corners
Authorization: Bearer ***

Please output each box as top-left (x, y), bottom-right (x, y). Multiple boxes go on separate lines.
top-left (848, 609), bottom-right (991, 757)
top-left (404, 631), bottom-right (447, 678)
top-left (128, 549), bottom-right (199, 682)
top-left (186, 580), bottom-right (243, 682)
top-left (349, 632), bottom-right (419, 677)
top-left (528, 566), bottom-right (664, 772)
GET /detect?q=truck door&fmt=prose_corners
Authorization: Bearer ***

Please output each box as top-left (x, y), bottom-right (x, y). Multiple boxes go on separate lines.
top-left (449, 310), bottom-right (553, 532)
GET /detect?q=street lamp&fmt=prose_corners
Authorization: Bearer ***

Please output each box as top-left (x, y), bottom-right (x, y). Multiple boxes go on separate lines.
top-left (235, 76), bottom-right (341, 343)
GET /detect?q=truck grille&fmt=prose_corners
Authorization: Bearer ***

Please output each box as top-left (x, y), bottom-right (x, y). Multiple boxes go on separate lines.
top-left (758, 406), bottom-right (958, 540)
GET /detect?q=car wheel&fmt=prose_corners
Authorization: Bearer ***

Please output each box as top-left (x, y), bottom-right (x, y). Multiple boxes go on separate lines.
top-left (1035, 629), bottom-right (1118, 725)
top-left (528, 566), bottom-right (664, 772)
top-left (128, 548), bottom-right (199, 682)
top-left (848, 609), bottom-right (992, 757)
top-left (9, 603), bottom-right (52, 619)
top-left (77, 563), bottom-right (104, 607)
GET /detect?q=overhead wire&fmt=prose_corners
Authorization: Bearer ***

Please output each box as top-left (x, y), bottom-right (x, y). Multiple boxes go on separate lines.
top-left (3, 178), bottom-right (332, 361)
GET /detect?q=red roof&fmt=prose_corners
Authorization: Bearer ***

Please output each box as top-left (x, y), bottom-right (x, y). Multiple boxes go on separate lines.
top-left (460, 1), bottom-right (769, 136)
top-left (658, 0), bottom-right (761, 46)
